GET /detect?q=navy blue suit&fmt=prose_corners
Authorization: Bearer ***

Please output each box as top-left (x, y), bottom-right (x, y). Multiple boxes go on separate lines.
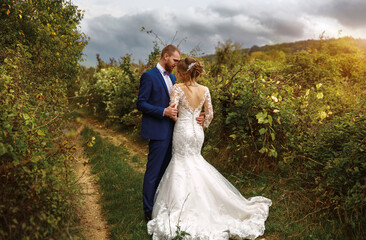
top-left (137, 67), bottom-right (176, 215)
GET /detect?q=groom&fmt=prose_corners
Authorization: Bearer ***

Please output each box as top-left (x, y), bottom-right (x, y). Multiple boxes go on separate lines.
top-left (137, 45), bottom-right (181, 221)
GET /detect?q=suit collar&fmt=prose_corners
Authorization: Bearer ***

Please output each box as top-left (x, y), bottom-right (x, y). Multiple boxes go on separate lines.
top-left (156, 63), bottom-right (168, 75)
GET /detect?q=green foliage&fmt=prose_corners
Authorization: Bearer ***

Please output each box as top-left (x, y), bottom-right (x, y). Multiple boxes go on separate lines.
top-left (301, 111), bottom-right (366, 235)
top-left (172, 225), bottom-right (191, 240)
top-left (210, 40), bottom-right (248, 76)
top-left (78, 64), bottom-right (140, 128)
top-left (0, 0), bottom-right (88, 96)
top-left (0, 0), bottom-right (87, 238)
top-left (77, 54), bottom-right (142, 130)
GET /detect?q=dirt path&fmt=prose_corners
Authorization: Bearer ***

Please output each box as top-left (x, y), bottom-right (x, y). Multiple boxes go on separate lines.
top-left (79, 114), bottom-right (148, 173)
top-left (69, 123), bottom-right (110, 240)
top-left (68, 113), bottom-right (149, 239)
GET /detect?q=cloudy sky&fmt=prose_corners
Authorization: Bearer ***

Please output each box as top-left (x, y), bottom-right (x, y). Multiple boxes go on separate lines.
top-left (72, 0), bottom-right (366, 66)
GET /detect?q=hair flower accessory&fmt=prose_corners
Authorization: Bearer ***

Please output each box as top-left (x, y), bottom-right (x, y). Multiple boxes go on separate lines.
top-left (187, 62), bottom-right (196, 72)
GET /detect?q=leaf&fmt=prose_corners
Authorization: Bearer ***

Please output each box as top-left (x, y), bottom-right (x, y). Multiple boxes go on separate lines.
top-left (37, 129), bottom-right (45, 136)
top-left (22, 113), bottom-right (30, 120)
top-left (277, 117), bottom-right (282, 124)
top-left (271, 133), bottom-right (275, 141)
top-left (267, 115), bottom-right (273, 126)
top-left (229, 134), bottom-right (236, 140)
top-left (259, 128), bottom-right (267, 135)
top-left (256, 112), bottom-right (267, 124)
top-left (0, 143), bottom-right (7, 156)
top-left (259, 147), bottom-right (268, 153)
top-left (270, 149), bottom-right (278, 158)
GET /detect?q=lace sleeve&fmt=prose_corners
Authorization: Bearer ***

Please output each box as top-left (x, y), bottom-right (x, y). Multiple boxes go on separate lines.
top-left (170, 84), bottom-right (181, 107)
top-left (203, 87), bottom-right (213, 128)
top-left (169, 84), bottom-right (181, 122)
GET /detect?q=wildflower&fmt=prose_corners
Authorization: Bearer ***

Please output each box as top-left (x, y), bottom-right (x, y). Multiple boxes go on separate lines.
top-left (317, 92), bottom-right (324, 99)
top-left (271, 96), bottom-right (278, 102)
top-left (319, 111), bottom-right (327, 120)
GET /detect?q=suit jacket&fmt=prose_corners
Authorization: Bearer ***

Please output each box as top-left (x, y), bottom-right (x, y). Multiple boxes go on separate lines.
top-left (137, 67), bottom-right (176, 140)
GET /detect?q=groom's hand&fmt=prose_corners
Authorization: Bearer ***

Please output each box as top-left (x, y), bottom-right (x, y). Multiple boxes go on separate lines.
top-left (196, 112), bottom-right (206, 126)
top-left (164, 104), bottom-right (178, 118)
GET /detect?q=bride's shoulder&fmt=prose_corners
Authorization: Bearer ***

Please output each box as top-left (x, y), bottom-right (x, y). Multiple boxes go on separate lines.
top-left (197, 84), bottom-right (209, 92)
top-left (172, 83), bottom-right (184, 90)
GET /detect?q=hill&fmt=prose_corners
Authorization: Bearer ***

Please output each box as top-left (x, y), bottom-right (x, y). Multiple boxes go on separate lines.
top-left (203, 37), bottom-right (366, 62)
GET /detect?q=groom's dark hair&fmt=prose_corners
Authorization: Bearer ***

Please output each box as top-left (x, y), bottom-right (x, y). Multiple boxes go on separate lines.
top-left (161, 45), bottom-right (180, 58)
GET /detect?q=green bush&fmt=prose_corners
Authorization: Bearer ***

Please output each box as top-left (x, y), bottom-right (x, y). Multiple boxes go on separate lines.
top-left (0, 0), bottom-right (87, 238)
top-left (301, 110), bottom-right (366, 236)
top-left (77, 55), bottom-right (142, 130)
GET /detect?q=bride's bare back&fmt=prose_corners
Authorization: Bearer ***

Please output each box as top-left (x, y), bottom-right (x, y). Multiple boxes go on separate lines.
top-left (170, 83), bottom-right (213, 128)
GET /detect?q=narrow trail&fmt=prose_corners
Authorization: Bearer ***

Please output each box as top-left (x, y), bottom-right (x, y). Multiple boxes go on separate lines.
top-left (79, 113), bottom-right (148, 173)
top-left (69, 113), bottom-right (148, 239)
top-left (70, 123), bottom-right (110, 240)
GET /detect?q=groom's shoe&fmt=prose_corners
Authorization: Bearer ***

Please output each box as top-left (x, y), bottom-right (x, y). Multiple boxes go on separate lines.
top-left (144, 212), bottom-right (152, 222)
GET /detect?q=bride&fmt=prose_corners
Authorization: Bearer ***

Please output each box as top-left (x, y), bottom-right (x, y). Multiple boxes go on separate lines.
top-left (147, 57), bottom-right (272, 240)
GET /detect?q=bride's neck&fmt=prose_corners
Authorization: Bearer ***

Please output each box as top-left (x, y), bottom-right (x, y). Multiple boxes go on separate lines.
top-left (185, 80), bottom-right (197, 86)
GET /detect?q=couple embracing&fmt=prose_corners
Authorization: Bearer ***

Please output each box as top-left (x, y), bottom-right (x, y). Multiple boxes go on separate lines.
top-left (137, 45), bottom-right (272, 240)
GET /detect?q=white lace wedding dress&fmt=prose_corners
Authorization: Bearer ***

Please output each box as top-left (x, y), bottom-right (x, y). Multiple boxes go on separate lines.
top-left (147, 84), bottom-right (272, 240)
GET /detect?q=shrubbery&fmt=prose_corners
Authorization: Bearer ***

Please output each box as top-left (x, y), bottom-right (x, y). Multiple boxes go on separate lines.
top-left (77, 54), bottom-right (144, 130)
top-left (0, 0), bottom-right (87, 238)
top-left (78, 65), bottom-right (137, 123)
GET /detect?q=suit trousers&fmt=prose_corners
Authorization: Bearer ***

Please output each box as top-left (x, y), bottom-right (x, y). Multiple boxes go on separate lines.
top-left (143, 138), bottom-right (172, 214)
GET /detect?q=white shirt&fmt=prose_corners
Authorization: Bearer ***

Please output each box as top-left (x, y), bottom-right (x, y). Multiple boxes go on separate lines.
top-left (156, 63), bottom-right (173, 94)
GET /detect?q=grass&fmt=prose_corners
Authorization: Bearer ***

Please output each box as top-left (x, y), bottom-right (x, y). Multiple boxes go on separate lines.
top-left (80, 127), bottom-right (150, 240)
top-left (218, 163), bottom-right (354, 239)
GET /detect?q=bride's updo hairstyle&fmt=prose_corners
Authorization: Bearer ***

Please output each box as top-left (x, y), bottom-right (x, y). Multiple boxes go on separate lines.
top-left (177, 57), bottom-right (204, 87)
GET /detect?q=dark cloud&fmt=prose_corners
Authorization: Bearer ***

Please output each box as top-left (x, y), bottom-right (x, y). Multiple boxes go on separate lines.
top-left (81, 5), bottom-right (306, 66)
top-left (83, 12), bottom-right (161, 65)
top-left (207, 4), bottom-right (305, 37)
top-left (261, 17), bottom-right (304, 38)
top-left (208, 5), bottom-right (243, 18)
top-left (316, 0), bottom-right (366, 28)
